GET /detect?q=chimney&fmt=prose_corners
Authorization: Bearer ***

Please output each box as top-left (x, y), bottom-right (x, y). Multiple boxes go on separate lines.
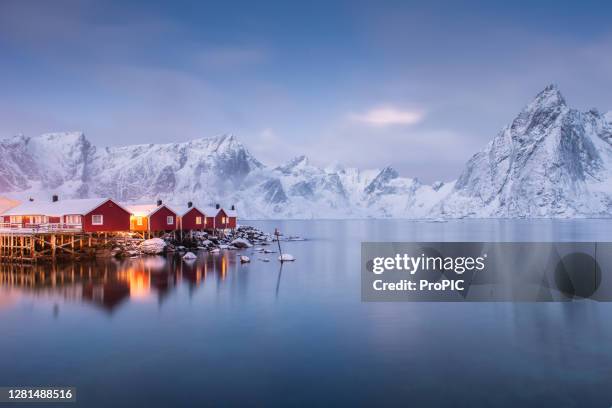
top-left (29, 197), bottom-right (34, 202)
top-left (188, 201), bottom-right (193, 208)
top-left (157, 199), bottom-right (162, 206)
top-left (215, 203), bottom-right (220, 209)
top-left (52, 195), bottom-right (59, 202)
top-left (231, 205), bottom-right (235, 210)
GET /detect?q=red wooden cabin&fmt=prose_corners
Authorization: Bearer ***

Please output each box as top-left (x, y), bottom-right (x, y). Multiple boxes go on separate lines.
top-left (215, 208), bottom-right (229, 229)
top-left (180, 202), bottom-right (206, 231)
top-left (202, 207), bottom-right (217, 229)
top-left (226, 206), bottom-right (237, 229)
top-left (0, 196), bottom-right (130, 232)
top-left (126, 200), bottom-right (178, 234)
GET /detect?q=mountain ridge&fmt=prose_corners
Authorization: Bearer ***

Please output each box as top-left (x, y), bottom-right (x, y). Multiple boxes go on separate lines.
top-left (1, 85), bottom-right (611, 219)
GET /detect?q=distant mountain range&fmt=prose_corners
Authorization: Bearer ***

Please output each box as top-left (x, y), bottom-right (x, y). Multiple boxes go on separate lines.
top-left (1, 85), bottom-right (611, 219)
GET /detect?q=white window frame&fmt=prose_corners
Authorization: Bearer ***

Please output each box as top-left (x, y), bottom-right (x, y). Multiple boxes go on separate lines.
top-left (92, 214), bottom-right (104, 225)
top-left (167, 216), bottom-right (174, 225)
top-left (66, 215), bottom-right (82, 225)
top-left (195, 216), bottom-right (202, 225)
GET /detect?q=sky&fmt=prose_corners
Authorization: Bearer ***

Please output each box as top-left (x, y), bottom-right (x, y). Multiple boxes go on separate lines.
top-left (1, 0), bottom-right (611, 182)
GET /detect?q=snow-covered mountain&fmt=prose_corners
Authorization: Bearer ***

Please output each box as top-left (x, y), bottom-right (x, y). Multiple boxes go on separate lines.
top-left (1, 85), bottom-right (611, 218)
top-left (435, 85), bottom-right (612, 217)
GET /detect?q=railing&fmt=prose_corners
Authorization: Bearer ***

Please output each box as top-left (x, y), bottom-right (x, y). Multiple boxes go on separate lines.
top-left (0, 223), bottom-right (84, 233)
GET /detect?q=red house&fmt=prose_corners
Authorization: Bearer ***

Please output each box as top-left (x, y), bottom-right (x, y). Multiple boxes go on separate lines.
top-left (1, 196), bottom-right (130, 232)
top-left (179, 202), bottom-right (206, 231)
top-left (125, 201), bottom-right (178, 234)
top-left (226, 206), bottom-right (238, 229)
top-left (202, 207), bottom-right (218, 229)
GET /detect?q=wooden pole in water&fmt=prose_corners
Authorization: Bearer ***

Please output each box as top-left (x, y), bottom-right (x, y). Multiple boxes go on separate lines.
top-left (275, 228), bottom-right (283, 260)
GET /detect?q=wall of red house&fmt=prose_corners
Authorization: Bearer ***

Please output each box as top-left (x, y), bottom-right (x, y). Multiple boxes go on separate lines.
top-left (204, 213), bottom-right (215, 229)
top-left (49, 216), bottom-right (61, 223)
top-left (83, 200), bottom-right (131, 232)
top-left (215, 209), bottom-right (228, 229)
top-left (228, 216), bottom-right (237, 229)
top-left (181, 207), bottom-right (205, 230)
top-left (149, 206), bottom-right (178, 231)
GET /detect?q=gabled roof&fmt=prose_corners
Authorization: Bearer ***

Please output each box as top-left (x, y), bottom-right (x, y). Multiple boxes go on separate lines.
top-left (177, 205), bottom-right (205, 217)
top-left (0, 196), bottom-right (21, 214)
top-left (124, 203), bottom-right (177, 217)
top-left (225, 209), bottom-right (237, 217)
top-left (202, 206), bottom-right (221, 216)
top-left (2, 198), bottom-right (126, 217)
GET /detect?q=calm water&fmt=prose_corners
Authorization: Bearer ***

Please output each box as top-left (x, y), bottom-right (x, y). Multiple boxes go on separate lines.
top-left (1, 219), bottom-right (612, 407)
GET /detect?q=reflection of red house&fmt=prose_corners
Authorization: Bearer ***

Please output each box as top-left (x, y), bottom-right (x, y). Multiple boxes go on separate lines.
top-left (180, 203), bottom-right (206, 231)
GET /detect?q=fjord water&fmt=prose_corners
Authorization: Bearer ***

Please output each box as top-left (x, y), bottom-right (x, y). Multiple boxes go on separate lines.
top-left (1, 220), bottom-right (612, 407)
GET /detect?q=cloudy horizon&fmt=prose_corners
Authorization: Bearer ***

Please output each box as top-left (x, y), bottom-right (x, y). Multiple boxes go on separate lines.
top-left (1, 0), bottom-right (611, 182)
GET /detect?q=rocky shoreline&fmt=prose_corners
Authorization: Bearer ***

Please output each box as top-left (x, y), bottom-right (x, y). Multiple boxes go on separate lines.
top-left (108, 226), bottom-right (300, 259)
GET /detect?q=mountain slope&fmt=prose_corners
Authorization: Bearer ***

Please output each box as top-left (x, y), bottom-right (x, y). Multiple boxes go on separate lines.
top-left (435, 85), bottom-right (612, 217)
top-left (1, 85), bottom-right (611, 219)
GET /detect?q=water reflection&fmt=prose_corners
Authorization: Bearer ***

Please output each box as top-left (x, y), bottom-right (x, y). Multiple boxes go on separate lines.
top-left (0, 251), bottom-right (240, 314)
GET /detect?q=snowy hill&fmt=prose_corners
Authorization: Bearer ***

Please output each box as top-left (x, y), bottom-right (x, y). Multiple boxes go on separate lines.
top-left (1, 85), bottom-right (611, 219)
top-left (435, 85), bottom-right (612, 217)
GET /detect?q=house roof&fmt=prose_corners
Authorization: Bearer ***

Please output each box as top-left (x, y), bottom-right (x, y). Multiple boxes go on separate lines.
top-left (0, 196), bottom-right (21, 214)
top-left (225, 209), bottom-right (237, 217)
top-left (177, 205), bottom-right (205, 217)
top-left (124, 203), bottom-right (177, 217)
top-left (2, 198), bottom-right (123, 217)
top-left (201, 206), bottom-right (221, 216)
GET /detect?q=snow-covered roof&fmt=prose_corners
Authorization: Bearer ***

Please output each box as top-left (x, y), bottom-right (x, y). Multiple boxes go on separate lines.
top-left (225, 209), bottom-right (237, 217)
top-left (123, 203), bottom-right (177, 217)
top-left (0, 196), bottom-right (21, 214)
top-left (176, 205), bottom-right (205, 216)
top-left (2, 198), bottom-right (119, 217)
top-left (201, 206), bottom-right (221, 216)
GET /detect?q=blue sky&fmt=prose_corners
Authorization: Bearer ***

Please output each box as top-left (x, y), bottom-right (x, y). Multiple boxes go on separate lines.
top-left (1, 0), bottom-right (611, 181)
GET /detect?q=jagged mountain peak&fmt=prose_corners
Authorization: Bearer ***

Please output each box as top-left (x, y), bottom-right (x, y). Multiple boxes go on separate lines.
top-left (438, 84), bottom-right (611, 218)
top-left (276, 155), bottom-right (314, 174)
top-left (533, 84), bottom-right (566, 108)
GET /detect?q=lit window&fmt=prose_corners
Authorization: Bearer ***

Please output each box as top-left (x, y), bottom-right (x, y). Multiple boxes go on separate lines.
top-left (92, 215), bottom-right (103, 225)
top-left (195, 216), bottom-right (202, 225)
top-left (222, 216), bottom-right (227, 224)
top-left (167, 216), bottom-right (174, 225)
top-left (137, 216), bottom-right (143, 226)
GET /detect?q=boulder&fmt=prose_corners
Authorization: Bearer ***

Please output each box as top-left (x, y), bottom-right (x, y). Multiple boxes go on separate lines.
top-left (139, 238), bottom-right (166, 255)
top-left (231, 238), bottom-right (252, 248)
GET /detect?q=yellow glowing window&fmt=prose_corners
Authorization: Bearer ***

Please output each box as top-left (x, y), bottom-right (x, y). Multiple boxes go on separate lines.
top-left (195, 216), bottom-right (202, 225)
top-left (222, 216), bottom-right (227, 224)
top-left (137, 216), bottom-right (143, 226)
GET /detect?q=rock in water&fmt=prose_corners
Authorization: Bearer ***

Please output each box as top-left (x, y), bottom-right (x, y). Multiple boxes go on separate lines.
top-left (240, 255), bottom-right (250, 263)
top-left (183, 252), bottom-right (197, 260)
top-left (231, 238), bottom-right (252, 248)
top-left (278, 253), bottom-right (295, 262)
top-left (140, 238), bottom-right (166, 255)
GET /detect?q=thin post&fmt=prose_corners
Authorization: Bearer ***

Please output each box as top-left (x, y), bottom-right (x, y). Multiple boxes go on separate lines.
top-left (275, 228), bottom-right (283, 259)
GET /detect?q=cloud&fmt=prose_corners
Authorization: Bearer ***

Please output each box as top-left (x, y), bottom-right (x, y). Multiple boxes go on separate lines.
top-left (349, 106), bottom-right (425, 126)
